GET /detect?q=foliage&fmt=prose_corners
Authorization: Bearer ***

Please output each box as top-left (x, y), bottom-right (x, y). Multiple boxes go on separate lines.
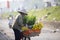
top-left (23, 15), bottom-right (36, 26)
top-left (28, 6), bottom-right (60, 21)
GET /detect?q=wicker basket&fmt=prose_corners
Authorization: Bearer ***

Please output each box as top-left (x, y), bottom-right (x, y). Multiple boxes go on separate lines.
top-left (23, 29), bottom-right (41, 37)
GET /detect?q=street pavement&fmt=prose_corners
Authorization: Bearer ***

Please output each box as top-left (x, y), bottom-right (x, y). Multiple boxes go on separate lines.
top-left (0, 32), bottom-right (8, 40)
top-left (0, 19), bottom-right (60, 40)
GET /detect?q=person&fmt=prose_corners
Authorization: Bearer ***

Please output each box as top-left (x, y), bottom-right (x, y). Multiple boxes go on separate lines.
top-left (8, 15), bottom-right (13, 28)
top-left (13, 9), bottom-right (28, 40)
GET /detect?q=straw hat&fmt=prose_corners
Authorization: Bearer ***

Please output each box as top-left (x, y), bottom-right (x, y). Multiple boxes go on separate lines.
top-left (18, 8), bottom-right (27, 15)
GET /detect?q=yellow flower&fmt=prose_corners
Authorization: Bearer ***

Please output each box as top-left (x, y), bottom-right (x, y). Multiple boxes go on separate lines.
top-left (21, 26), bottom-right (28, 31)
top-left (32, 22), bottom-right (43, 30)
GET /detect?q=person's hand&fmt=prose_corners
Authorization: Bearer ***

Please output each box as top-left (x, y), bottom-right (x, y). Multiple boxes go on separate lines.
top-left (20, 30), bottom-right (23, 32)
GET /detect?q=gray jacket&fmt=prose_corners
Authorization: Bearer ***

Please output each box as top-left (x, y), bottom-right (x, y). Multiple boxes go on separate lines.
top-left (13, 15), bottom-right (24, 32)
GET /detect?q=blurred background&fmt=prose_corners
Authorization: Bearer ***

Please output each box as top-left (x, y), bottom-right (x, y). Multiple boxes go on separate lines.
top-left (0, 0), bottom-right (60, 20)
top-left (0, 0), bottom-right (60, 40)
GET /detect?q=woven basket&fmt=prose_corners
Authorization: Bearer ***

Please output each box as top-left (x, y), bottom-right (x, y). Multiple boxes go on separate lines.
top-left (23, 29), bottom-right (41, 37)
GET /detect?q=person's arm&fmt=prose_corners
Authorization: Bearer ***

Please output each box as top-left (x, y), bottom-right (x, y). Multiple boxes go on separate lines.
top-left (17, 15), bottom-right (24, 32)
top-left (17, 15), bottom-right (24, 27)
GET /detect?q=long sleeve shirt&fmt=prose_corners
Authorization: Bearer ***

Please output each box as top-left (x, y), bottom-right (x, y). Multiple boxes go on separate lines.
top-left (13, 14), bottom-right (24, 32)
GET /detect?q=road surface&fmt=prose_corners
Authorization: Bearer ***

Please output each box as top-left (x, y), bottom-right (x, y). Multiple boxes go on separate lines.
top-left (0, 19), bottom-right (60, 40)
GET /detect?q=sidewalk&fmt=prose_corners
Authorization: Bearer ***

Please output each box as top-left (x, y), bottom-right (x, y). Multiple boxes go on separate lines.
top-left (0, 19), bottom-right (60, 40)
top-left (0, 32), bottom-right (8, 40)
